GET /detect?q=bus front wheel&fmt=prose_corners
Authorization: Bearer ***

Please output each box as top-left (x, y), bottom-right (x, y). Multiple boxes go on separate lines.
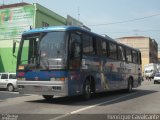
top-left (127, 78), bottom-right (133, 93)
top-left (83, 80), bottom-right (91, 100)
top-left (42, 95), bottom-right (54, 101)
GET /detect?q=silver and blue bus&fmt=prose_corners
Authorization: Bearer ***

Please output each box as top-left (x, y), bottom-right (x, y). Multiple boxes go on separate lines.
top-left (16, 26), bottom-right (142, 100)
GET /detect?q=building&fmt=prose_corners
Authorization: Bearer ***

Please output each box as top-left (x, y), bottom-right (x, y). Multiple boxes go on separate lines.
top-left (117, 36), bottom-right (158, 73)
top-left (158, 52), bottom-right (160, 63)
top-left (0, 2), bottom-right (66, 72)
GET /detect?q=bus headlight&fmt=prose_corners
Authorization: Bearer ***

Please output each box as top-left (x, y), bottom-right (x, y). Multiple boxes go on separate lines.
top-left (50, 77), bottom-right (67, 81)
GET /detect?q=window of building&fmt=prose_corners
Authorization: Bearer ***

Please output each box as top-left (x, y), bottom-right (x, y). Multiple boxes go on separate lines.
top-left (42, 22), bottom-right (49, 27)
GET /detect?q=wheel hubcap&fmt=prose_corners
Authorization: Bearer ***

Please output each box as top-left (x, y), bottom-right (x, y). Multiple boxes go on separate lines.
top-left (8, 86), bottom-right (13, 91)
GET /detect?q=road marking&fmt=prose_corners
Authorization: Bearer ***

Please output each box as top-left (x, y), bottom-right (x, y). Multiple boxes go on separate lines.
top-left (49, 92), bottom-right (138, 120)
top-left (0, 91), bottom-right (19, 94)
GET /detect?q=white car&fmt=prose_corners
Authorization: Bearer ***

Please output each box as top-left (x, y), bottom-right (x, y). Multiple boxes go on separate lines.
top-left (153, 73), bottom-right (160, 84)
top-left (0, 73), bottom-right (17, 91)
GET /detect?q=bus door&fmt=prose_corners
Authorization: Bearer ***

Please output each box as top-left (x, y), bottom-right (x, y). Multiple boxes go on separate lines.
top-left (117, 45), bottom-right (127, 88)
top-left (68, 32), bottom-right (82, 95)
top-left (125, 47), bottom-right (133, 86)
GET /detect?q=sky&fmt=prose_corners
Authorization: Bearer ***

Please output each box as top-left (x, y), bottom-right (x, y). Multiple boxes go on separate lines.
top-left (1, 0), bottom-right (160, 47)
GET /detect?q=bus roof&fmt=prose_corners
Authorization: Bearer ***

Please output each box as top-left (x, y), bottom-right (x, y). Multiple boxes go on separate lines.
top-left (23, 26), bottom-right (87, 35)
top-left (22, 26), bottom-right (140, 52)
top-left (23, 26), bottom-right (113, 39)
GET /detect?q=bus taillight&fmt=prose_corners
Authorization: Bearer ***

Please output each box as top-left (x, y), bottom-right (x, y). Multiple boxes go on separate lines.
top-left (18, 72), bottom-right (25, 77)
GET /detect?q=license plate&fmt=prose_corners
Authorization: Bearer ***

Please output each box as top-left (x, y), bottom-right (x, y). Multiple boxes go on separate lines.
top-left (34, 86), bottom-right (42, 91)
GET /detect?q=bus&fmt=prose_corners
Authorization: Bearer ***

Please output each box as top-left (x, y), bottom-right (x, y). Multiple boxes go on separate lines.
top-left (16, 26), bottom-right (142, 100)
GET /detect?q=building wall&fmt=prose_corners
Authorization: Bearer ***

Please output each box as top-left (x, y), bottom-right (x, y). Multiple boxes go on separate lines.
top-left (158, 52), bottom-right (160, 63)
top-left (34, 3), bottom-right (66, 28)
top-left (149, 39), bottom-right (158, 63)
top-left (0, 3), bottom-right (66, 72)
top-left (117, 37), bottom-right (158, 74)
top-left (0, 4), bottom-right (35, 72)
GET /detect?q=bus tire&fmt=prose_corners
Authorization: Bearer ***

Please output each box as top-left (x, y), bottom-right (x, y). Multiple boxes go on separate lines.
top-left (7, 84), bottom-right (14, 92)
top-left (83, 80), bottom-right (91, 100)
top-left (127, 78), bottom-right (133, 93)
top-left (42, 95), bottom-right (54, 101)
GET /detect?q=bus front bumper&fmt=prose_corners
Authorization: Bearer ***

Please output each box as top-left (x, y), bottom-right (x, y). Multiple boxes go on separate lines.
top-left (17, 81), bottom-right (68, 97)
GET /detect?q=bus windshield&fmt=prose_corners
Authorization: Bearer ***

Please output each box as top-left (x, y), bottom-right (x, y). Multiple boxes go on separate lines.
top-left (18, 31), bottom-right (68, 70)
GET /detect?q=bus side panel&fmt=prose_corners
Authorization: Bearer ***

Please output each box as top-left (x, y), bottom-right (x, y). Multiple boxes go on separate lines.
top-left (81, 57), bottom-right (128, 93)
top-left (67, 70), bottom-right (101, 96)
top-left (125, 63), bottom-right (142, 88)
top-left (67, 70), bottom-right (84, 96)
top-left (81, 57), bottom-right (111, 92)
top-left (104, 59), bottom-right (128, 90)
top-left (67, 56), bottom-right (141, 96)
top-left (132, 64), bottom-right (142, 88)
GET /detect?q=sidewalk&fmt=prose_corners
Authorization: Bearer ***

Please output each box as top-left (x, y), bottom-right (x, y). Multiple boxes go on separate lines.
top-left (141, 79), bottom-right (154, 85)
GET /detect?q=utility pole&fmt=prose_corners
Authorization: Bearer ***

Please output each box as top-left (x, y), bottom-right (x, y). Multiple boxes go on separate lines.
top-left (77, 7), bottom-right (80, 21)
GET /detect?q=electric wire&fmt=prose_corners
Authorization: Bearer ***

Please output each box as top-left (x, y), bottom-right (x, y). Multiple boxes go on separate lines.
top-left (88, 13), bottom-right (160, 26)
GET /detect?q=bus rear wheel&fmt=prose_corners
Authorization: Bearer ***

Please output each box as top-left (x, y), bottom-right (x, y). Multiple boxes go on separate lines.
top-left (42, 95), bottom-right (54, 101)
top-left (127, 78), bottom-right (133, 93)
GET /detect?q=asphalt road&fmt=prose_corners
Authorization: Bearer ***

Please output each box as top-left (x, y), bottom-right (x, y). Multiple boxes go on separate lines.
top-left (0, 80), bottom-right (160, 120)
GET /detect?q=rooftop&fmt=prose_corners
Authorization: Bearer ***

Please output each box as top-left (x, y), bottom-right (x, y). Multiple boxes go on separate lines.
top-left (0, 2), bottom-right (30, 9)
top-left (117, 36), bottom-right (149, 39)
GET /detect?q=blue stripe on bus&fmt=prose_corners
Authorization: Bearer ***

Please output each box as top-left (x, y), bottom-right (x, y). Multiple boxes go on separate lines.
top-left (17, 71), bottom-right (68, 81)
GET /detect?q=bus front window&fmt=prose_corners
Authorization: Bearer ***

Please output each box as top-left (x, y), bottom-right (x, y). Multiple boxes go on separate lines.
top-left (18, 32), bottom-right (67, 70)
top-left (19, 34), bottom-right (39, 65)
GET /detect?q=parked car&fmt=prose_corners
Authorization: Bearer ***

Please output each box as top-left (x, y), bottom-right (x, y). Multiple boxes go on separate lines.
top-left (153, 73), bottom-right (160, 84)
top-left (0, 73), bottom-right (17, 91)
top-left (144, 63), bottom-right (158, 80)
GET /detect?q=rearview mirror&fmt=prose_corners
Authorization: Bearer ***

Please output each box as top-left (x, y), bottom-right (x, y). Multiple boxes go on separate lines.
top-left (13, 41), bottom-right (16, 55)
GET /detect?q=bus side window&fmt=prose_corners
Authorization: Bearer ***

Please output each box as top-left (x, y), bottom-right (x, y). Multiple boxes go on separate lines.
top-left (138, 52), bottom-right (142, 64)
top-left (69, 32), bottom-right (82, 70)
top-left (101, 40), bottom-right (108, 56)
top-left (125, 48), bottom-right (132, 62)
top-left (132, 50), bottom-right (138, 63)
top-left (70, 33), bottom-right (81, 59)
top-left (118, 45), bottom-right (125, 61)
top-left (93, 37), bottom-right (102, 56)
top-left (82, 34), bottom-right (95, 55)
top-left (108, 42), bottom-right (117, 60)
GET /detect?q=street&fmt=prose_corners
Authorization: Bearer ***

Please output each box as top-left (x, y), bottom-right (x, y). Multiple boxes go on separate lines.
top-left (0, 80), bottom-right (160, 120)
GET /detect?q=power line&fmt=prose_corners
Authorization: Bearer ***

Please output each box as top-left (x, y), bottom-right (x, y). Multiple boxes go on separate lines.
top-left (88, 13), bottom-right (160, 26)
top-left (105, 29), bottom-right (160, 34)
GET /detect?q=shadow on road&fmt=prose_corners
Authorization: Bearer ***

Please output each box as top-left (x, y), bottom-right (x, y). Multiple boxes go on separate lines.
top-left (0, 89), bottom-right (27, 101)
top-left (26, 89), bottom-right (158, 106)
